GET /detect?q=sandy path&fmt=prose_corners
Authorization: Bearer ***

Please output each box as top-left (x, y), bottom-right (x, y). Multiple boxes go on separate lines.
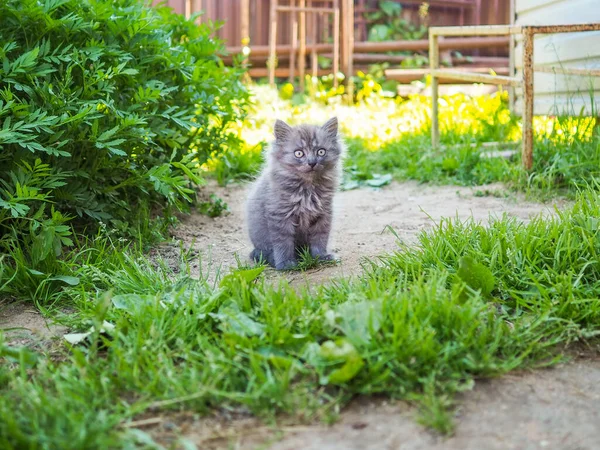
top-left (151, 182), bottom-right (600, 450)
top-left (169, 180), bottom-right (565, 287)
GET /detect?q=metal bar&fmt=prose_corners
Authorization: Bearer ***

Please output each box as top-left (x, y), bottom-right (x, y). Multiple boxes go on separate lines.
top-left (268, 0), bottom-right (278, 86)
top-left (386, 67), bottom-right (510, 82)
top-left (354, 36), bottom-right (509, 52)
top-left (522, 27), bottom-right (534, 171)
top-left (526, 23), bottom-right (600, 34)
top-left (430, 25), bottom-right (522, 36)
top-left (431, 69), bottom-right (521, 86)
top-left (276, 6), bottom-right (335, 13)
top-left (533, 65), bottom-right (600, 77)
top-left (430, 31), bottom-right (440, 149)
top-left (332, 0), bottom-right (340, 88)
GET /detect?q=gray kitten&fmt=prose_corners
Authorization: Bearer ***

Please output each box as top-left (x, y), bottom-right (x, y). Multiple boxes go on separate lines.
top-left (246, 117), bottom-right (343, 270)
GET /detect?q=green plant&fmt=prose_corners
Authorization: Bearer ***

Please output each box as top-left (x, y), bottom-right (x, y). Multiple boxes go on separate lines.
top-left (365, 1), bottom-right (428, 42)
top-left (0, 0), bottom-right (248, 275)
top-left (198, 194), bottom-right (229, 218)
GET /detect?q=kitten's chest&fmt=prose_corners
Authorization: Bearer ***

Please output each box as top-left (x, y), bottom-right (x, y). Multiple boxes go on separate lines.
top-left (285, 188), bottom-right (328, 228)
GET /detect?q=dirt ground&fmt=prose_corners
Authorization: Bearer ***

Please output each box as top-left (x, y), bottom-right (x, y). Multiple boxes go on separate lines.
top-left (147, 354), bottom-right (600, 450)
top-left (156, 181), bottom-right (599, 450)
top-left (3, 181), bottom-right (600, 449)
top-left (169, 180), bottom-right (567, 287)
top-left (0, 299), bottom-right (67, 348)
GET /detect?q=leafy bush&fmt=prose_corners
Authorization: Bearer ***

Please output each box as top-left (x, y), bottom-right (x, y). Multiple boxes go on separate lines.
top-left (365, 1), bottom-right (428, 42)
top-left (0, 0), bottom-right (248, 264)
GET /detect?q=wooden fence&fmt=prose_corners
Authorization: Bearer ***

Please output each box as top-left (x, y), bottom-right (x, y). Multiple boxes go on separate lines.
top-left (158, 0), bottom-right (510, 55)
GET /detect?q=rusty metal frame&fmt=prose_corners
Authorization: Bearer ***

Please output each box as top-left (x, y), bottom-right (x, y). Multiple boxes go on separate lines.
top-left (429, 23), bottom-right (600, 170)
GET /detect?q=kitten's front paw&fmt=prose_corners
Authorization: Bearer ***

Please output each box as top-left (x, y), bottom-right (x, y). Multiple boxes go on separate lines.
top-left (314, 252), bottom-right (336, 261)
top-left (275, 259), bottom-right (297, 270)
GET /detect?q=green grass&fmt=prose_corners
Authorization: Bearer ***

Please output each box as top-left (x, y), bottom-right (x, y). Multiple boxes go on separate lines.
top-left (3, 185), bottom-right (600, 447)
top-left (3, 78), bottom-right (600, 448)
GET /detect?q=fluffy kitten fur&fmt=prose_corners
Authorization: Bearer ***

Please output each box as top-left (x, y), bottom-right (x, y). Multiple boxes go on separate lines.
top-left (246, 117), bottom-right (343, 270)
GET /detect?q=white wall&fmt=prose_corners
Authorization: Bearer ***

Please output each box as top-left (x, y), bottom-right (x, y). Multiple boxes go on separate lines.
top-left (513, 0), bottom-right (600, 115)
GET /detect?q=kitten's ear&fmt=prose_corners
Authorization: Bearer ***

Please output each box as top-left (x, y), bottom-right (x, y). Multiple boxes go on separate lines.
top-left (274, 119), bottom-right (293, 141)
top-left (321, 117), bottom-right (338, 138)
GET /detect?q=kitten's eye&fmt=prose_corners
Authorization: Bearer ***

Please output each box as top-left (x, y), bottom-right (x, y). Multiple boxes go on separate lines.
top-left (294, 150), bottom-right (304, 158)
top-left (317, 148), bottom-right (326, 157)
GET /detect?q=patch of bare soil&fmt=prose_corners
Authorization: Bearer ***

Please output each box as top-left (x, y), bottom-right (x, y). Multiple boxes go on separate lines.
top-left (146, 355), bottom-right (600, 450)
top-left (167, 180), bottom-right (567, 287)
top-left (0, 299), bottom-right (67, 348)
top-left (264, 356), bottom-right (600, 450)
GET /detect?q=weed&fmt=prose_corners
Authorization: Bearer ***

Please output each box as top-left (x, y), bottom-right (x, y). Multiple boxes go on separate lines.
top-left (198, 195), bottom-right (229, 218)
top-left (295, 247), bottom-right (339, 271)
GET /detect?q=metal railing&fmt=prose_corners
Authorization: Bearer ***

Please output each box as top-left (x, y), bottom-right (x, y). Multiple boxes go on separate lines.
top-left (429, 24), bottom-right (600, 170)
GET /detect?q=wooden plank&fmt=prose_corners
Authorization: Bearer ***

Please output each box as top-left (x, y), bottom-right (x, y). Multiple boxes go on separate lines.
top-left (346, 0), bottom-right (354, 82)
top-left (268, 0), bottom-right (278, 85)
top-left (229, 36), bottom-right (509, 57)
top-left (299, 0), bottom-right (306, 89)
top-left (228, 42), bottom-right (333, 56)
top-left (276, 6), bottom-right (335, 13)
top-left (289, 0), bottom-right (297, 82)
top-left (340, 0), bottom-right (349, 80)
top-left (241, 0), bottom-right (250, 43)
top-left (250, 66), bottom-right (509, 82)
top-left (310, 1), bottom-right (318, 77)
top-left (332, 0), bottom-right (339, 87)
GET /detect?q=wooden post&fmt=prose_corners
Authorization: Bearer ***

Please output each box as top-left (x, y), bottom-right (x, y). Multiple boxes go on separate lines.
top-left (268, 0), bottom-right (278, 86)
top-left (522, 27), bottom-right (534, 170)
top-left (310, 4), bottom-right (318, 77)
top-left (290, 0), bottom-right (298, 82)
top-left (332, 0), bottom-right (340, 88)
top-left (429, 31), bottom-right (440, 148)
top-left (340, 0), bottom-right (354, 81)
top-left (347, 0), bottom-right (354, 80)
top-left (340, 0), bottom-right (348, 79)
top-left (241, 0), bottom-right (250, 43)
top-left (299, 0), bottom-right (306, 90)
top-left (195, 0), bottom-right (203, 23)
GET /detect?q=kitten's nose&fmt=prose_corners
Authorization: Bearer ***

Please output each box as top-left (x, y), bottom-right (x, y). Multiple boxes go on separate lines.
top-left (308, 160), bottom-right (317, 168)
